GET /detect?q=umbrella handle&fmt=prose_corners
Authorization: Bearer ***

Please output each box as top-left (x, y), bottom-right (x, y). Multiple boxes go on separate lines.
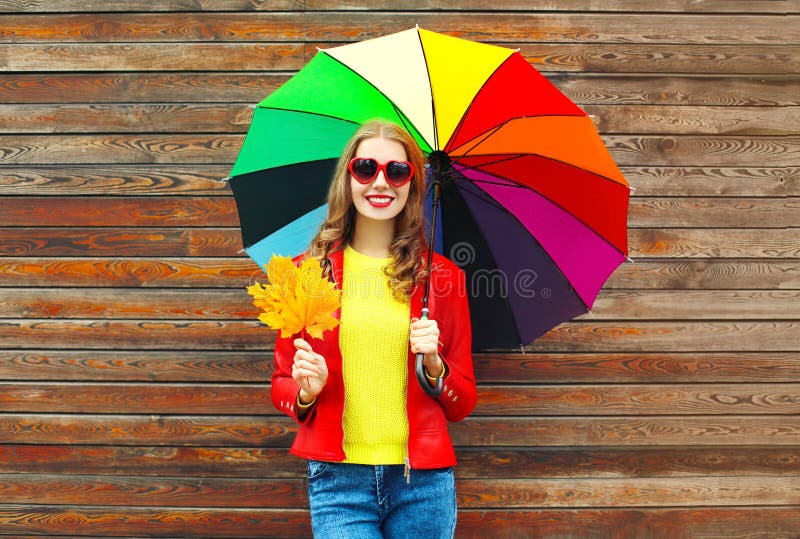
top-left (415, 308), bottom-right (444, 398)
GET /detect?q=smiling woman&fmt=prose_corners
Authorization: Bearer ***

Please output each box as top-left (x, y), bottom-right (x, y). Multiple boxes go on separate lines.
top-left (270, 120), bottom-right (477, 538)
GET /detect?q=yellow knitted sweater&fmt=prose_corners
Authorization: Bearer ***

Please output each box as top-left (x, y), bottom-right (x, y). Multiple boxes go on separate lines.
top-left (340, 244), bottom-right (410, 464)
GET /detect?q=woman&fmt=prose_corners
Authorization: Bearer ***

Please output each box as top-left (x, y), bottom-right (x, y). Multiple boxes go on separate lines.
top-left (271, 120), bottom-right (476, 538)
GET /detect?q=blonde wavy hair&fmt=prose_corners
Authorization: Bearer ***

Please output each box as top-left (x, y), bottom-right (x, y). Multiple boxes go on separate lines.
top-left (307, 120), bottom-right (429, 302)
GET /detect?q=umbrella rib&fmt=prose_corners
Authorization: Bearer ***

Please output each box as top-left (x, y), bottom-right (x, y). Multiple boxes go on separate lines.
top-left (258, 105), bottom-right (362, 126)
top-left (416, 27), bottom-right (439, 151)
top-left (455, 181), bottom-right (592, 314)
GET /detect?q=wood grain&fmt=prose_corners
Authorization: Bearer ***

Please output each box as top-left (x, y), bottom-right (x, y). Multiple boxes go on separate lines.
top-left (0, 0), bottom-right (789, 12)
top-left (2, 444), bottom-right (796, 479)
top-left (0, 382), bottom-right (797, 416)
top-left (3, 319), bottom-right (799, 352)
top-left (0, 474), bottom-right (306, 508)
top-left (0, 43), bottom-right (305, 72)
top-left (2, 258), bottom-right (798, 290)
top-left (2, 415), bottom-right (799, 446)
top-left (0, 165), bottom-right (232, 195)
top-left (0, 258), bottom-right (261, 287)
top-left (0, 350), bottom-right (270, 382)
top-left (0, 13), bottom-right (791, 45)
top-left (4, 350), bottom-right (800, 384)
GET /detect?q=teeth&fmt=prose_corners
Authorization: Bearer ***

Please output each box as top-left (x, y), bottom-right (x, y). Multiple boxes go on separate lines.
top-left (367, 197), bottom-right (392, 203)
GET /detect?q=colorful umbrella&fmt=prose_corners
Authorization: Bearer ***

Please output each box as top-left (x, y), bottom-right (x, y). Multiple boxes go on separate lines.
top-left (228, 27), bottom-right (630, 353)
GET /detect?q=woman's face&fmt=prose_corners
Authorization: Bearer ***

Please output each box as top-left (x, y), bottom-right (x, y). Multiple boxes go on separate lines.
top-left (350, 136), bottom-right (411, 224)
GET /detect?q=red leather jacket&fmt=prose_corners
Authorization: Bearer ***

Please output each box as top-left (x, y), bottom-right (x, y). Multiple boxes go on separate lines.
top-left (271, 246), bottom-right (477, 469)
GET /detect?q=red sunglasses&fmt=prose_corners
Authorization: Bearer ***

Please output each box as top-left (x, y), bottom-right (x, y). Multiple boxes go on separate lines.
top-left (348, 157), bottom-right (414, 187)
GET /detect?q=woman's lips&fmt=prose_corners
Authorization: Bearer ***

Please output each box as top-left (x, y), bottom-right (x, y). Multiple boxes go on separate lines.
top-left (365, 195), bottom-right (394, 208)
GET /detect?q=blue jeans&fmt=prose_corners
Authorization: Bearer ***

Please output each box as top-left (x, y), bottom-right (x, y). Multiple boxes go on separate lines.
top-left (307, 460), bottom-right (457, 538)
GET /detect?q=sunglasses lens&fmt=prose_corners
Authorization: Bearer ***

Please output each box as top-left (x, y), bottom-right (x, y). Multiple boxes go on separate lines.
top-left (386, 161), bottom-right (412, 184)
top-left (351, 158), bottom-right (377, 182)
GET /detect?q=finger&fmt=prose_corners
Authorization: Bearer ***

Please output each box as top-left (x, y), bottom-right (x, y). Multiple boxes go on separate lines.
top-left (293, 338), bottom-right (312, 352)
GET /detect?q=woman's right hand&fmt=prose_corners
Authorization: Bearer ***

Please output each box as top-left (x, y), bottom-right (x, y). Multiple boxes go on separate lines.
top-left (292, 338), bottom-right (328, 403)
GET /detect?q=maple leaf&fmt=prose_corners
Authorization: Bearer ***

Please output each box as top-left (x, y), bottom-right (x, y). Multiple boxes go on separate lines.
top-left (247, 254), bottom-right (340, 340)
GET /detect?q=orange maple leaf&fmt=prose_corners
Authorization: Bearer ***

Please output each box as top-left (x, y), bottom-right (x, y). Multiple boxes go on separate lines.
top-left (247, 255), bottom-right (341, 340)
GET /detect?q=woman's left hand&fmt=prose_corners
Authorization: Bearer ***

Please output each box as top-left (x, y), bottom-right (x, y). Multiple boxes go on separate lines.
top-left (410, 316), bottom-right (444, 377)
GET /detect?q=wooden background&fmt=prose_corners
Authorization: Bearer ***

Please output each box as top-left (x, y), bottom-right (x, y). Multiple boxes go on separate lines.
top-left (0, 1), bottom-right (798, 537)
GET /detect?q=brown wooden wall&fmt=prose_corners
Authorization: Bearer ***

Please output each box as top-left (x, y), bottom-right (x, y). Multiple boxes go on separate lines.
top-left (0, 1), bottom-right (798, 537)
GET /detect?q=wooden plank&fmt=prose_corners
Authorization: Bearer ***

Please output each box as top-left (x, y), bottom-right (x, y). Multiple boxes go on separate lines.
top-left (2, 350), bottom-right (800, 384)
top-left (455, 476), bottom-right (800, 508)
top-left (622, 166), bottom-right (797, 197)
top-left (3, 288), bottom-right (800, 321)
top-left (3, 414), bottom-right (799, 446)
top-left (2, 134), bottom-right (796, 166)
top-left (456, 507), bottom-right (800, 539)
top-left (587, 290), bottom-right (800, 319)
top-left (3, 228), bottom-right (797, 258)
top-left (3, 104), bottom-right (798, 136)
top-left (1, 382), bottom-right (798, 416)
top-left (1, 73), bottom-right (795, 106)
top-left (0, 351), bottom-right (270, 382)
top-left (0, 43), bottom-right (305, 72)
top-left (0, 73), bottom-right (289, 104)
top-left (0, 0), bottom-right (303, 10)
top-left (305, 0), bottom-right (792, 13)
top-left (0, 13), bottom-right (791, 45)
top-left (0, 320), bottom-right (269, 350)
top-left (0, 474), bottom-right (797, 509)
top-left (0, 382), bottom-right (270, 414)
top-left (0, 166), bottom-right (232, 195)
top-left (0, 506), bottom-right (799, 538)
top-left (554, 74), bottom-right (800, 106)
top-left (448, 416), bottom-right (800, 446)
top-left (586, 105), bottom-right (800, 135)
top-left (0, 0), bottom-right (788, 12)
top-left (0, 197), bottom-right (239, 227)
top-left (0, 445), bottom-right (305, 477)
top-left (0, 474), bottom-right (306, 508)
top-left (514, 43), bottom-right (799, 74)
top-left (0, 506), bottom-right (311, 538)
top-left (0, 414), bottom-right (295, 446)
top-left (0, 135), bottom-right (243, 165)
top-left (473, 384), bottom-right (800, 416)
top-left (629, 228), bottom-right (800, 258)
top-left (0, 289), bottom-right (261, 319)
top-left (473, 352), bottom-right (800, 384)
top-left (0, 104), bottom-right (255, 133)
top-left (0, 258), bottom-right (261, 288)
top-left (1, 43), bottom-right (794, 74)
top-left (1, 258), bottom-right (798, 289)
top-left (454, 446), bottom-right (800, 479)
top-left (5, 196), bottom-right (800, 228)
top-left (3, 444), bottom-right (796, 479)
top-left (2, 320), bottom-right (799, 352)
top-left (0, 228), bottom-right (243, 257)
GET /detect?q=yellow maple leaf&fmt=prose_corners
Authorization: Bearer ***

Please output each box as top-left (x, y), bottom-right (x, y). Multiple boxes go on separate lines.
top-left (247, 254), bottom-right (341, 340)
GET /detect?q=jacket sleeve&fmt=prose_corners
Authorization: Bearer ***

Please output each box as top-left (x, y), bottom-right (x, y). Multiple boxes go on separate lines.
top-left (272, 332), bottom-right (315, 424)
top-left (436, 267), bottom-right (477, 422)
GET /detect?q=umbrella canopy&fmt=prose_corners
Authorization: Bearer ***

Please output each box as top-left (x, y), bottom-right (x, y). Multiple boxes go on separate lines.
top-left (229, 27), bottom-right (630, 351)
